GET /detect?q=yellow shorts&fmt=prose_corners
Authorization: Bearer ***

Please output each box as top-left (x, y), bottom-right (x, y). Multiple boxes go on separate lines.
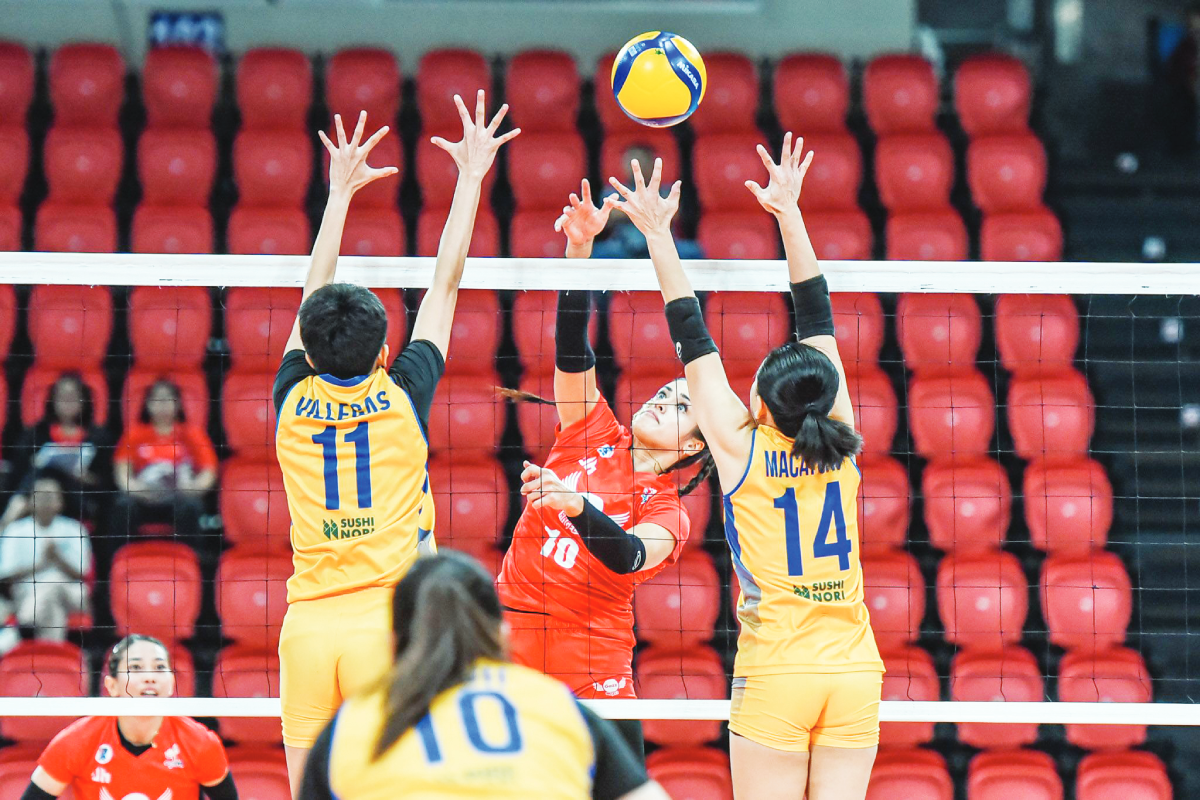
top-left (729, 671), bottom-right (883, 752)
top-left (278, 586), bottom-right (394, 748)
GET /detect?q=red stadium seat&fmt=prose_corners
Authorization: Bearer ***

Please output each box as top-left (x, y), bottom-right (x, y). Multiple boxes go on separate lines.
top-left (321, 132), bottom-right (400, 209)
top-left (426, 375), bottom-right (505, 458)
top-left (635, 550), bottom-right (720, 648)
top-left (43, 127), bottom-right (123, 204)
top-left (416, 207), bottom-right (500, 257)
top-left (950, 647), bottom-right (1043, 748)
top-left (0, 204), bottom-right (19, 251)
top-left (417, 49), bottom-right (491, 131)
top-left (426, 456), bottom-right (509, 551)
top-left (832, 292), bottom-right (885, 367)
top-left (858, 455), bottom-right (911, 553)
top-left (0, 748), bottom-right (46, 798)
top-left (213, 647), bottom-right (282, 745)
top-left (510, 209), bottom-right (566, 259)
top-left (798, 133), bottom-right (863, 213)
top-left (138, 128), bottom-right (217, 205)
top-left (697, 212), bottom-right (780, 259)
top-left (646, 747), bottom-right (732, 800)
top-left (143, 45), bottom-right (218, 128)
top-left (28, 285), bottom-right (113, 368)
top-left (1023, 458), bottom-right (1112, 553)
top-left (109, 541), bottom-right (202, 643)
top-left (507, 133), bottom-right (588, 210)
top-left (968, 134), bottom-right (1048, 213)
top-left (1007, 369), bottom-right (1094, 459)
top-left (681, 478), bottom-right (712, 548)
top-left (704, 291), bottom-right (790, 378)
top-left (1058, 648), bottom-right (1152, 750)
top-left (122, 369), bottom-right (209, 429)
top-left (897, 293), bottom-right (982, 371)
top-left (0, 642), bottom-right (87, 742)
top-left (995, 294), bottom-right (1079, 373)
top-left (908, 370), bottom-right (995, 457)
top-left (506, 50), bottom-right (580, 132)
top-left (218, 549), bottom-right (290, 648)
top-left (968, 748), bottom-right (1063, 800)
top-left (774, 53), bottom-right (850, 133)
top-left (807, 209), bottom-right (874, 260)
top-left (879, 646), bottom-right (939, 747)
top-left (875, 133), bottom-right (954, 212)
top-left (414, 130), bottom-right (498, 209)
top-left (693, 134), bottom-right (770, 212)
top-left (886, 211), bottom-right (970, 261)
top-left (863, 54), bottom-right (939, 135)
top-left (514, 373), bottom-right (559, 462)
top-left (1041, 550), bottom-right (1131, 651)
top-left (233, 129), bottom-right (312, 207)
top-left (227, 747), bottom-right (290, 800)
top-left (594, 53), bottom-right (644, 133)
top-left (226, 206), bottom-right (311, 255)
top-left (689, 52), bottom-right (759, 134)
top-left (0, 42), bottom-right (35, 123)
top-left (340, 207), bottom-right (404, 256)
top-left (222, 372), bottom-right (277, 458)
top-left (862, 550), bottom-right (925, 648)
top-left (1076, 750), bottom-right (1172, 800)
top-left (21, 367), bottom-right (105, 427)
top-left (34, 203), bottom-right (118, 253)
top-left (325, 48), bottom-right (401, 124)
top-left (50, 43), bottom-right (124, 126)
top-left (600, 131), bottom-right (682, 189)
top-left (221, 459), bottom-right (291, 550)
top-left (921, 457), bottom-right (1011, 552)
top-left (636, 646), bottom-right (727, 747)
top-left (236, 48), bottom-right (312, 129)
top-left (846, 366), bottom-right (899, 455)
top-left (440, 289), bottom-right (500, 374)
top-left (132, 205), bottom-right (213, 254)
top-left (0, 283), bottom-right (16, 358)
top-left (866, 748), bottom-right (953, 800)
top-left (955, 54), bottom-right (1032, 137)
top-left (937, 550), bottom-right (1028, 648)
top-left (224, 287), bottom-right (302, 371)
top-left (128, 286), bottom-right (213, 369)
top-left (981, 211), bottom-right (1064, 262)
top-left (609, 291), bottom-right (681, 376)
top-left (372, 287), bottom-right (407, 355)
top-left (0, 126), bottom-right (29, 203)
top-left (511, 290), bottom-right (599, 376)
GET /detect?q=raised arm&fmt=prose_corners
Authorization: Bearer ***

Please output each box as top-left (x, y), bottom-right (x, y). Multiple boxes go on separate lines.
top-left (283, 111), bottom-right (399, 354)
top-left (409, 90), bottom-right (520, 359)
top-left (746, 133), bottom-right (853, 427)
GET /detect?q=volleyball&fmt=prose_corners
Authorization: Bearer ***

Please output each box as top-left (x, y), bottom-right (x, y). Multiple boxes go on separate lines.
top-left (611, 31), bottom-right (707, 127)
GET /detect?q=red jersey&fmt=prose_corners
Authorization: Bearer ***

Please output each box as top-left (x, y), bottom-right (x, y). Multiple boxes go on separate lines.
top-left (114, 424), bottom-right (218, 475)
top-left (497, 396), bottom-right (691, 645)
top-left (38, 716), bottom-right (228, 800)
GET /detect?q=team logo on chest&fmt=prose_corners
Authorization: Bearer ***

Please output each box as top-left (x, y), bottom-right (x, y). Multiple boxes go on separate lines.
top-left (100, 791), bottom-right (173, 800)
top-left (597, 444), bottom-right (615, 458)
top-left (162, 743), bottom-right (184, 770)
top-left (95, 744), bottom-right (114, 764)
top-left (91, 767), bottom-right (112, 784)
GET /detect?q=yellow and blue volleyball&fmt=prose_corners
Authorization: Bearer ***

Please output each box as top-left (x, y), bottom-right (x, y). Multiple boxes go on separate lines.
top-left (611, 32), bottom-right (707, 128)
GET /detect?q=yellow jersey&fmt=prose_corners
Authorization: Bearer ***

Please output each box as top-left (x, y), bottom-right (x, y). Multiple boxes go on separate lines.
top-left (274, 344), bottom-right (442, 602)
top-left (722, 424), bottom-right (884, 676)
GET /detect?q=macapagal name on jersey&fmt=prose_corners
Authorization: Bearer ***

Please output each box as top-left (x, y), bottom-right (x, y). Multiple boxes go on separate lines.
top-left (763, 450), bottom-right (832, 479)
top-left (294, 391), bottom-right (392, 421)
top-left (323, 517), bottom-right (377, 540)
top-left (793, 578), bottom-right (848, 602)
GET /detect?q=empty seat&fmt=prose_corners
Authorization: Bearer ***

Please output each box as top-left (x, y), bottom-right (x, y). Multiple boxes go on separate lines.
top-left (1076, 750), bottom-right (1172, 800)
top-left (0, 204), bottom-right (19, 250)
top-left (646, 747), bottom-right (732, 800)
top-left (866, 748), bottom-right (953, 800)
top-left (222, 372), bottom-right (277, 458)
top-left (322, 133), bottom-right (401, 209)
top-left (227, 747), bottom-right (290, 800)
top-left (797, 132), bottom-right (863, 211)
top-left (426, 456), bottom-right (509, 550)
top-left (809, 208), bottom-right (875, 260)
top-left (35, 203), bottom-right (118, 253)
top-left (416, 207), bottom-right (500, 257)
top-left (681, 478), bottom-right (712, 548)
top-left (995, 294), bottom-right (1078, 372)
top-left (373, 287), bottom-right (407, 354)
top-left (237, 48), bottom-right (312, 129)
top-left (1007, 369), bottom-right (1094, 459)
top-left (426, 376), bottom-right (505, 457)
top-left (1058, 647), bottom-right (1152, 750)
top-left (325, 48), bottom-right (401, 124)
top-left (0, 641), bottom-right (86, 742)
top-left (43, 127), bottom-right (123, 204)
top-left (50, 43), bottom-right (124, 126)
top-left (692, 134), bottom-right (770, 212)
top-left (217, 549), bottom-right (290, 648)
top-left (774, 54), bottom-right (849, 133)
top-left (921, 457), bottom-right (1011, 552)
top-left (0, 126), bottom-right (29, 203)
top-left (846, 367), bottom-right (899, 455)
top-left (1041, 550), bottom-right (1131, 651)
top-left (862, 550), bottom-right (925, 648)
top-left (213, 646), bottom-right (282, 745)
top-left (875, 134), bottom-right (955, 212)
top-left (224, 287), bottom-right (302, 371)
top-left (226, 206), bottom-right (311, 255)
top-left (340, 208), bottom-right (404, 256)
top-left (21, 366), bottom-right (105, 427)
top-left (511, 290), bottom-right (598, 376)
top-left (28, 285), bottom-right (113, 368)
top-left (688, 52), bottom-right (758, 134)
top-left (440, 289), bottom-right (500, 374)
top-left (858, 454), bottom-right (911, 553)
top-left (143, 45), bottom-right (218, 128)
top-left (505, 50), bottom-right (580, 132)
top-left (609, 291), bottom-right (681, 376)
top-left (863, 54), bottom-right (939, 135)
top-left (968, 135), bottom-right (1048, 213)
top-left (980, 211), bottom-right (1064, 262)
top-left (937, 550), bottom-right (1028, 648)
top-left (510, 209), bottom-right (567, 259)
top-left (129, 286), bottom-right (213, 369)
top-left (0, 748), bottom-right (42, 796)
top-left (132, 205), bottom-right (214, 254)
top-left (886, 211), bottom-right (969, 261)
top-left (138, 128), bottom-right (217, 205)
top-left (967, 748), bottom-right (1063, 800)
top-left (233, 129), bottom-right (312, 207)
top-left (697, 212), bottom-right (780, 259)
top-left (600, 131), bottom-right (682, 189)
top-left (123, 369), bottom-right (209, 428)
top-left (635, 550), bottom-right (720, 648)
top-left (109, 541), bottom-right (202, 643)
top-left (832, 292), bottom-right (885, 367)
top-left (418, 49), bottom-right (490, 131)
top-left (514, 373), bottom-right (560, 463)
top-left (897, 293), bottom-right (982, 371)
top-left (704, 292), bottom-right (789, 378)
top-left (908, 370), bottom-right (995, 457)
top-left (955, 54), bottom-right (1032, 137)
top-left (1023, 458), bottom-right (1112, 553)
top-left (414, 131), bottom-right (498, 209)
top-left (636, 646), bottom-right (727, 747)
top-left (0, 283), bottom-right (16, 358)
top-left (220, 459), bottom-right (291, 550)
top-left (0, 41), bottom-right (35, 122)
top-left (950, 647), bottom-right (1043, 748)
top-left (879, 646), bottom-right (939, 747)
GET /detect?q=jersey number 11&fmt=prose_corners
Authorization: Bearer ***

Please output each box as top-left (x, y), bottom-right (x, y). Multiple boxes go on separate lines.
top-left (312, 422), bottom-right (372, 511)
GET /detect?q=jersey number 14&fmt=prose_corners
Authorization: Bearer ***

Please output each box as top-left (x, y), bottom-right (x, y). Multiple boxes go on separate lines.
top-left (773, 482), bottom-right (851, 577)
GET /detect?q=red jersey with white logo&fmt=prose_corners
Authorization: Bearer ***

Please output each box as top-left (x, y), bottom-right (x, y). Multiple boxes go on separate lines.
top-left (497, 396), bottom-right (691, 645)
top-left (38, 716), bottom-right (228, 800)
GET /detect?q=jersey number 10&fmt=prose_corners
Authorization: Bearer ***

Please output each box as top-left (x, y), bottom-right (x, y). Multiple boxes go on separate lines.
top-left (415, 690), bottom-right (524, 763)
top-left (773, 482), bottom-right (851, 577)
top-left (312, 422), bottom-right (372, 511)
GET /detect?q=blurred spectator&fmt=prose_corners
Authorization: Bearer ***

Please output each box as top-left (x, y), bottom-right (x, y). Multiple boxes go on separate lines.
top-left (1163, 3), bottom-right (1200, 153)
top-left (0, 474), bottom-right (92, 653)
top-left (110, 379), bottom-right (216, 555)
top-left (597, 143), bottom-right (704, 260)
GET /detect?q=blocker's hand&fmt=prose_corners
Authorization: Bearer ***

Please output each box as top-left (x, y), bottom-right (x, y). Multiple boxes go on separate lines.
top-left (607, 158), bottom-right (681, 237)
top-left (745, 132), bottom-right (814, 217)
top-left (554, 179), bottom-right (616, 247)
top-left (318, 111), bottom-right (399, 198)
top-left (431, 89), bottom-right (521, 183)
top-left (520, 461), bottom-right (585, 515)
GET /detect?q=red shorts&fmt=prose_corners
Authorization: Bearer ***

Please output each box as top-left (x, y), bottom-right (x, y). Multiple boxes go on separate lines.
top-left (504, 611), bottom-right (636, 699)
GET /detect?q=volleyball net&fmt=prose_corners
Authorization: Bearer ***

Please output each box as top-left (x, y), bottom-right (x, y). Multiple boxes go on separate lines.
top-left (0, 252), bottom-right (1198, 744)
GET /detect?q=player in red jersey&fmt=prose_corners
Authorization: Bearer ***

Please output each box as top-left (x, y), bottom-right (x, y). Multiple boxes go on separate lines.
top-left (496, 179), bottom-right (714, 758)
top-left (23, 635), bottom-right (236, 800)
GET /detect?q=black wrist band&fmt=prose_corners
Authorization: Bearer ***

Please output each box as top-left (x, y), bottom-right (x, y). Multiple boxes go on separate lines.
top-left (665, 296), bottom-right (718, 365)
top-left (791, 275), bottom-right (836, 340)
top-left (555, 290), bottom-right (596, 373)
top-left (567, 501), bottom-right (647, 574)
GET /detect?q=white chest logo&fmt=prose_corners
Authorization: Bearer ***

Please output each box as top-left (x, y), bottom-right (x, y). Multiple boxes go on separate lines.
top-left (95, 744), bottom-right (114, 764)
top-left (597, 445), bottom-right (615, 458)
top-left (162, 743), bottom-right (184, 770)
top-left (100, 791), bottom-right (172, 800)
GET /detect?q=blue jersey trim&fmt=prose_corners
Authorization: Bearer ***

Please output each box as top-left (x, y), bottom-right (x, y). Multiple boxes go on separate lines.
top-left (398, 385), bottom-right (430, 447)
top-left (722, 493), bottom-right (740, 560)
top-left (277, 380), bottom-right (302, 436)
top-left (319, 372), bottom-right (371, 387)
top-left (723, 427), bottom-right (757, 500)
top-left (569, 694), bottom-right (598, 787)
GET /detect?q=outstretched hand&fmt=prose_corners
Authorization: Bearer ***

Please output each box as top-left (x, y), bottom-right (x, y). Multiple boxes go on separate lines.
top-left (318, 111), bottom-right (399, 198)
top-left (608, 158), bottom-right (681, 237)
top-left (431, 89), bottom-right (521, 183)
top-left (554, 179), bottom-right (616, 247)
top-left (745, 132), bottom-right (814, 217)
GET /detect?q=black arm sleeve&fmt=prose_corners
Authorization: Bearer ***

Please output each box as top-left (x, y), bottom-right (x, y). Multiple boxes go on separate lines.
top-left (578, 703), bottom-right (650, 800)
top-left (555, 290), bottom-right (596, 373)
top-left (202, 772), bottom-right (238, 800)
top-left (388, 339), bottom-right (446, 435)
top-left (297, 722), bottom-right (337, 800)
top-left (664, 296), bottom-right (718, 365)
top-left (790, 275), bottom-right (835, 340)
top-left (274, 350), bottom-right (317, 416)
top-left (20, 783), bottom-right (56, 800)
top-left (567, 502), bottom-right (647, 575)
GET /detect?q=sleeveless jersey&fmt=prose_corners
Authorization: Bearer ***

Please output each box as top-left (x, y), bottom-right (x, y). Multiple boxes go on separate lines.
top-left (328, 659), bottom-right (597, 799)
top-left (723, 424), bottom-right (883, 676)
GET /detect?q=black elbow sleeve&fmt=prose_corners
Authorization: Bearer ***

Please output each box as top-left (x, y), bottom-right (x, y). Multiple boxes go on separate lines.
top-left (790, 275), bottom-right (835, 340)
top-left (665, 296), bottom-right (718, 365)
top-left (555, 290), bottom-right (596, 373)
top-left (567, 502), bottom-right (647, 574)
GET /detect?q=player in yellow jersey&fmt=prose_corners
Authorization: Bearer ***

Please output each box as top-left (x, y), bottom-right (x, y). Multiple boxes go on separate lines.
top-left (607, 139), bottom-right (883, 800)
top-left (298, 551), bottom-right (669, 800)
top-left (272, 93), bottom-right (520, 791)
